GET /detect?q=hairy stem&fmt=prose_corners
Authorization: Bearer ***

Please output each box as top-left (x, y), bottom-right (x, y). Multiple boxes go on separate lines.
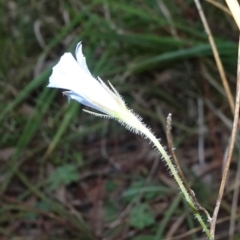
top-left (124, 112), bottom-right (213, 239)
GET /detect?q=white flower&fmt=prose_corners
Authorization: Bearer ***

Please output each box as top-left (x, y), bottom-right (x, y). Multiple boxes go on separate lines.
top-left (48, 42), bottom-right (143, 133)
top-left (47, 43), bottom-right (209, 231)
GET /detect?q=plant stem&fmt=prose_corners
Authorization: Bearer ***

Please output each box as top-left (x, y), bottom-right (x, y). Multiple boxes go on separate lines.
top-left (125, 112), bottom-right (213, 239)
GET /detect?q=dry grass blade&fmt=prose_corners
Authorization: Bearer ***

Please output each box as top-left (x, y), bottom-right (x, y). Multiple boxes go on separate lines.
top-left (204, 0), bottom-right (231, 15)
top-left (225, 0), bottom-right (240, 30)
top-left (194, 0), bottom-right (235, 115)
top-left (210, 1), bottom-right (240, 237)
top-left (210, 35), bottom-right (240, 238)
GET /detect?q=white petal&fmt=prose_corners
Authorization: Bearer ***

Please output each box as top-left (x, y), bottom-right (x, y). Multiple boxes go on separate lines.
top-left (48, 53), bottom-right (98, 93)
top-left (48, 46), bottom-right (123, 114)
top-left (63, 91), bottom-right (104, 113)
top-left (48, 53), bottom-right (84, 90)
top-left (75, 42), bottom-right (91, 75)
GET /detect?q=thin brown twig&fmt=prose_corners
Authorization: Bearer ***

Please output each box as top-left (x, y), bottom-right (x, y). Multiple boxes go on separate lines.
top-left (194, 0), bottom-right (234, 115)
top-left (166, 114), bottom-right (211, 221)
top-left (210, 1), bottom-right (240, 237)
top-left (210, 35), bottom-right (240, 238)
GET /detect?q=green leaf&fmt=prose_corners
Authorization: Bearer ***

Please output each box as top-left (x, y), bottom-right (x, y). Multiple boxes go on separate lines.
top-left (48, 164), bottom-right (79, 190)
top-left (122, 180), bottom-right (169, 202)
top-left (130, 203), bottom-right (155, 230)
top-left (105, 180), bottom-right (118, 192)
top-left (104, 202), bottom-right (119, 222)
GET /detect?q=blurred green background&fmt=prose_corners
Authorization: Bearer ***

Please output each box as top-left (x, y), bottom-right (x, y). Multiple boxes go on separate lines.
top-left (1, 0), bottom-right (239, 239)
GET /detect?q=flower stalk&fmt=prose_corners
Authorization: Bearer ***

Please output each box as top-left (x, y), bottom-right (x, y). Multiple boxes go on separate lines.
top-left (129, 113), bottom-right (213, 239)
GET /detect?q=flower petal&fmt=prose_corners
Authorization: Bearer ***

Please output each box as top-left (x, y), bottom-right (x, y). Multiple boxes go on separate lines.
top-left (48, 53), bottom-right (100, 94)
top-left (75, 42), bottom-right (91, 75)
top-left (48, 53), bottom-right (84, 90)
top-left (48, 43), bottom-right (125, 115)
top-left (63, 91), bottom-right (104, 113)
